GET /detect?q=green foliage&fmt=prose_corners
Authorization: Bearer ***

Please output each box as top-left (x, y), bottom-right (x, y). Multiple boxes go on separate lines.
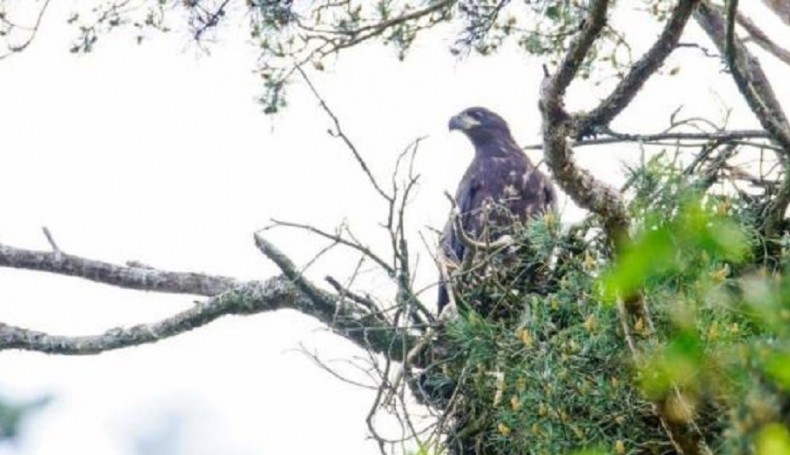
top-left (58, 0), bottom-right (654, 113)
top-left (0, 394), bottom-right (50, 441)
top-left (431, 155), bottom-right (790, 454)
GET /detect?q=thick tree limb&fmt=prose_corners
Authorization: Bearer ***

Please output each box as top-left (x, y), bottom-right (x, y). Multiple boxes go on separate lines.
top-left (540, 1), bottom-right (712, 453)
top-left (761, 0), bottom-right (790, 25)
top-left (0, 238), bottom-right (415, 359)
top-left (540, 0), bottom-right (629, 243)
top-left (542, 0), bottom-right (610, 105)
top-left (573, 0), bottom-right (699, 137)
top-left (695, 3), bottom-right (790, 154)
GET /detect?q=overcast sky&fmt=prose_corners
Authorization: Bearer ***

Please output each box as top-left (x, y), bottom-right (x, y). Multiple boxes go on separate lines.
top-left (0, 2), bottom-right (787, 454)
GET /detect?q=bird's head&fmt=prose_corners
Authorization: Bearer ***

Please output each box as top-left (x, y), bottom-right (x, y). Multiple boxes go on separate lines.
top-left (448, 107), bottom-right (512, 146)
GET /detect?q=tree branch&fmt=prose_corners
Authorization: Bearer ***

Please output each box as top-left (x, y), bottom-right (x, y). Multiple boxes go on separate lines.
top-left (542, 0), bottom-right (610, 104)
top-left (539, 2), bottom-right (712, 453)
top-left (695, 3), bottom-right (790, 154)
top-left (0, 0), bottom-right (52, 59)
top-left (0, 237), bottom-right (416, 359)
top-left (522, 128), bottom-right (770, 150)
top-left (0, 241), bottom-right (238, 296)
top-left (268, 218), bottom-right (396, 277)
top-left (573, 0), bottom-right (699, 137)
top-left (540, 0), bottom-right (630, 243)
top-left (0, 277), bottom-right (294, 354)
top-left (297, 65), bottom-right (392, 203)
top-left (695, 2), bottom-right (790, 258)
top-left (735, 9), bottom-right (790, 66)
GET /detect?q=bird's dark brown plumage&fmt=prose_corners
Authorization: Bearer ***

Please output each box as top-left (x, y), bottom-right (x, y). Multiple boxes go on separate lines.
top-left (438, 107), bottom-right (557, 313)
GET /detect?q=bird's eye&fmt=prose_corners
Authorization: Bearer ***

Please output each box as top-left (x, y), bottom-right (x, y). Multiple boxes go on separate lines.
top-left (468, 110), bottom-right (482, 119)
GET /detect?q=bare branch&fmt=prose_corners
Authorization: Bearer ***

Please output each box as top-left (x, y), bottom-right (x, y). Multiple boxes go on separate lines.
top-left (298, 343), bottom-right (379, 390)
top-left (325, 275), bottom-right (379, 314)
top-left (254, 233), bottom-right (338, 315)
top-left (522, 128), bottom-right (771, 150)
top-left (735, 10), bottom-right (790, 66)
top-left (0, 0), bottom-right (52, 59)
top-left (0, 277), bottom-right (294, 354)
top-left (0, 241), bottom-right (238, 296)
top-left (297, 65), bottom-right (392, 203)
top-left (695, 3), bottom-right (790, 154)
top-left (573, 0), bottom-right (699, 137)
top-left (761, 0), bottom-right (790, 25)
top-left (543, 0), bottom-right (610, 103)
top-left (253, 233), bottom-right (417, 360)
top-left (268, 218), bottom-right (396, 277)
top-left (725, 0), bottom-right (739, 68)
top-left (0, 235), bottom-right (416, 358)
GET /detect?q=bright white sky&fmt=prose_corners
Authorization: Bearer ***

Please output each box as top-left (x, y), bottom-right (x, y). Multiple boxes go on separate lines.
top-left (0, 2), bottom-right (786, 454)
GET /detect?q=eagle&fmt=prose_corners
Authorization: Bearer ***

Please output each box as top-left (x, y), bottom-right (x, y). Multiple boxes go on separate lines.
top-left (437, 107), bottom-right (557, 314)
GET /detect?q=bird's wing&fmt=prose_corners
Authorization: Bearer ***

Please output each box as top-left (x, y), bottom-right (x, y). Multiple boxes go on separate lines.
top-left (438, 166), bottom-right (482, 314)
top-left (441, 165), bottom-right (483, 264)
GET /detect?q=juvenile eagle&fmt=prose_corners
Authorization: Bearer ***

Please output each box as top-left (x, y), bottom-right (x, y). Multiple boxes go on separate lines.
top-left (438, 107), bottom-right (557, 314)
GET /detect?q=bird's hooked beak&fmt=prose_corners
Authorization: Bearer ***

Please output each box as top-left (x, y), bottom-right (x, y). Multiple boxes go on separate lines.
top-left (448, 113), bottom-right (480, 132)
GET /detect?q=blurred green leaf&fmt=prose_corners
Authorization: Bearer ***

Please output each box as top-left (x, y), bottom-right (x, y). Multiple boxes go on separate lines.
top-left (756, 423), bottom-right (790, 455)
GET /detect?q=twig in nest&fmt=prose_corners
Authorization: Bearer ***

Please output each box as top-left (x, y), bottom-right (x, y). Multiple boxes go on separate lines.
top-left (443, 191), bottom-right (515, 255)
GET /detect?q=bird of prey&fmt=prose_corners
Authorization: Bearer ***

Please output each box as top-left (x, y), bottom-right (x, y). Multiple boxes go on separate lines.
top-left (438, 107), bottom-right (557, 314)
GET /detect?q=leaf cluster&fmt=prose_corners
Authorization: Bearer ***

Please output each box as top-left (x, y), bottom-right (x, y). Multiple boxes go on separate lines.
top-left (429, 155), bottom-right (790, 454)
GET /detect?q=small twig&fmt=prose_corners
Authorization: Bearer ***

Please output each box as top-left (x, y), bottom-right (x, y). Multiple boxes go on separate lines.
top-left (1, 0), bottom-right (52, 59)
top-left (386, 324), bottom-right (439, 404)
top-left (296, 65), bottom-right (392, 203)
top-left (267, 218), bottom-right (395, 276)
top-left (443, 191), bottom-right (515, 254)
top-left (325, 275), bottom-right (379, 314)
top-left (41, 226), bottom-right (61, 254)
top-left (297, 343), bottom-right (378, 390)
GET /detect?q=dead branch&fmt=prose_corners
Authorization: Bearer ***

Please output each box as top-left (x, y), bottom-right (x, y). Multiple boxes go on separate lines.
top-left (298, 343), bottom-right (379, 390)
top-left (295, 69), bottom-right (432, 328)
